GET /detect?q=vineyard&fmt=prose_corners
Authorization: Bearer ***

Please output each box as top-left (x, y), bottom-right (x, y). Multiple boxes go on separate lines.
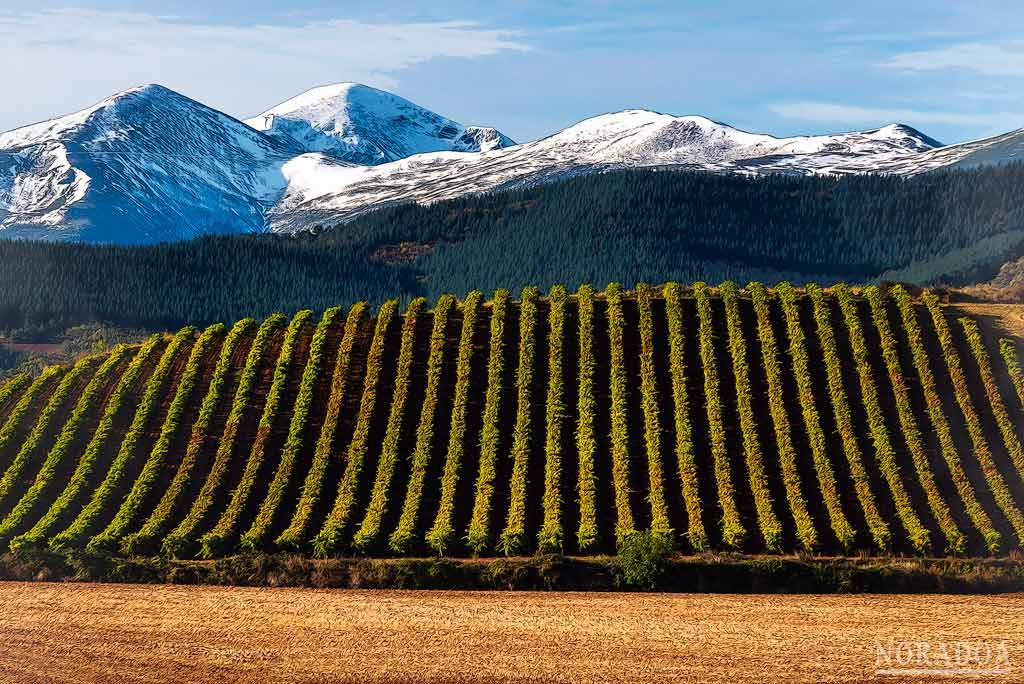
top-left (2, 283), bottom-right (1024, 559)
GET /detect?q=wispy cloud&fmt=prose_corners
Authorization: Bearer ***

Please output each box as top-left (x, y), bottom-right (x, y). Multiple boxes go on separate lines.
top-left (0, 9), bottom-right (529, 130)
top-left (770, 101), bottom-right (1023, 132)
top-left (881, 41), bottom-right (1024, 76)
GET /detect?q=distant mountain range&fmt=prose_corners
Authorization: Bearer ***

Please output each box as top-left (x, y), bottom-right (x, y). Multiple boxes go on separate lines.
top-left (1, 82), bottom-right (1022, 243)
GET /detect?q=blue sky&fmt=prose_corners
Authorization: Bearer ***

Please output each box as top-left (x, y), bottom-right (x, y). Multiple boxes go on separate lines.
top-left (2, 1), bottom-right (1024, 144)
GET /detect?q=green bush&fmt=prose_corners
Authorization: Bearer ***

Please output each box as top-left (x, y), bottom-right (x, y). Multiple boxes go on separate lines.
top-left (425, 291), bottom-right (483, 554)
top-left (615, 530), bottom-right (674, 590)
top-left (466, 288), bottom-right (510, 553)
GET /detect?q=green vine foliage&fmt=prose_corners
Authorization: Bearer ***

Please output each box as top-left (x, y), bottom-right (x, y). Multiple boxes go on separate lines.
top-left (573, 284), bottom-right (600, 551)
top-left (635, 283), bottom-right (671, 539)
top-left (538, 285), bottom-right (567, 554)
top-left (605, 282), bottom-right (637, 546)
top-left (162, 314), bottom-right (287, 558)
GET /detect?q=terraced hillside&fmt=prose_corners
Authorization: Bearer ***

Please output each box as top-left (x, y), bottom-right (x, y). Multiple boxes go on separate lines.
top-left (1, 283), bottom-right (1024, 559)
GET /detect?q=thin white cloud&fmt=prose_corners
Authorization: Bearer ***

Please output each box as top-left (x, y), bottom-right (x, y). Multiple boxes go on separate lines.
top-left (881, 42), bottom-right (1024, 76)
top-left (770, 101), bottom-right (1023, 131)
top-left (0, 9), bottom-right (529, 131)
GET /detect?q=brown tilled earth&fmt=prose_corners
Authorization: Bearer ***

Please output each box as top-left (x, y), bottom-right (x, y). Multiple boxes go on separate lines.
top-left (948, 303), bottom-right (1024, 340)
top-left (1, 583), bottom-right (1022, 683)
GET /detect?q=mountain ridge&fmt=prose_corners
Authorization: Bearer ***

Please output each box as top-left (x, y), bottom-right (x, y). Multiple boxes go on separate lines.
top-left (1, 81), bottom-right (1022, 243)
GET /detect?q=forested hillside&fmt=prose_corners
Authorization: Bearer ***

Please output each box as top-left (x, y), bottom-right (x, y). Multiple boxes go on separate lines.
top-left (1, 163), bottom-right (1023, 338)
top-left (1, 283), bottom-right (1023, 560)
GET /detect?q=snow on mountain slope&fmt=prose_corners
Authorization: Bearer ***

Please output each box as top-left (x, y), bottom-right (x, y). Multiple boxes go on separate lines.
top-left (244, 83), bottom-right (514, 164)
top-left (0, 85), bottom-right (293, 243)
top-left (268, 110), bottom-right (952, 231)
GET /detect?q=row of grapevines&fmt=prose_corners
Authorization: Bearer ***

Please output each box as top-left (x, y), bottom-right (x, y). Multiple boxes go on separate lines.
top-left (807, 284), bottom-right (891, 551)
top-left (721, 282), bottom-right (782, 551)
top-left (498, 286), bottom-right (540, 555)
top-left (662, 283), bottom-right (706, 551)
top-left (864, 286), bottom-right (966, 554)
top-left (834, 285), bottom-right (929, 553)
top-left (920, 291), bottom-right (1024, 547)
top-left (425, 291), bottom-right (483, 554)
top-left (0, 367), bottom-right (65, 474)
top-left (89, 323), bottom-right (225, 553)
top-left (636, 283), bottom-right (671, 538)
top-left (241, 308), bottom-right (343, 552)
top-left (538, 285), bottom-right (567, 553)
top-left (312, 300), bottom-right (399, 556)
top-left (277, 304), bottom-right (367, 551)
top-left (748, 283), bottom-right (817, 550)
top-left (574, 285), bottom-right (599, 551)
top-left (0, 373), bottom-right (31, 424)
top-left (775, 283), bottom-right (854, 550)
top-left (959, 317), bottom-right (1024, 487)
top-left (694, 282), bottom-right (744, 548)
top-left (0, 355), bottom-right (99, 516)
top-left (0, 346), bottom-right (134, 546)
top-left (605, 283), bottom-right (637, 545)
top-left (999, 339), bottom-right (1024, 410)
top-left (466, 289), bottom-right (510, 553)
top-left (353, 298), bottom-right (427, 551)
top-left (122, 319), bottom-right (256, 555)
top-left (200, 312), bottom-right (312, 557)
top-left (163, 314), bottom-right (286, 557)
top-left (49, 327), bottom-right (197, 551)
top-left (890, 286), bottom-right (1001, 553)
top-left (10, 335), bottom-right (164, 553)
top-left (389, 295), bottom-right (456, 554)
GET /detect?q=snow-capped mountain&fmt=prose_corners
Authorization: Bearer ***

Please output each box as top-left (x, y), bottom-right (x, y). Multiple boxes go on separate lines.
top-left (0, 84), bottom-right (293, 243)
top-left (268, 110), bottom-right (952, 230)
top-left (244, 83), bottom-right (514, 164)
top-left (1, 82), bottom-right (1022, 243)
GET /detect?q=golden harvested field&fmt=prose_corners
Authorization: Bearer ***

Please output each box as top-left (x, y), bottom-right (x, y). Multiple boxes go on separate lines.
top-left (1, 583), bottom-right (1022, 683)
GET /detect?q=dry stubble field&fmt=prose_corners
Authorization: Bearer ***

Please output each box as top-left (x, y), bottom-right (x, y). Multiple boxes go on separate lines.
top-left (1, 583), bottom-right (1022, 683)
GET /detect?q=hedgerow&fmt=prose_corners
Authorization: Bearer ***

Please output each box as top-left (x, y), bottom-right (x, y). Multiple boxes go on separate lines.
top-left (776, 283), bottom-right (854, 550)
top-left (921, 291), bottom-right (1024, 547)
top-left (574, 284), bottom-right (600, 551)
top-left (721, 282), bottom-right (782, 551)
top-left (694, 281), bottom-right (744, 548)
top-left (240, 308), bottom-right (342, 552)
top-left (538, 285), bottom-right (567, 554)
top-left (49, 327), bottom-right (197, 551)
top-left (635, 283), bottom-right (671, 539)
top-left (10, 335), bottom-right (163, 553)
top-left (891, 286), bottom-right (1000, 554)
top-left (498, 286), bottom-right (540, 556)
top-left (0, 355), bottom-right (99, 517)
top-left (960, 318), bottom-right (1024, 489)
top-left (311, 300), bottom-right (399, 556)
top-left (0, 367), bottom-right (65, 473)
top-left (353, 298), bottom-right (427, 551)
top-left (277, 303), bottom-right (368, 552)
top-left (865, 286), bottom-right (965, 555)
top-left (605, 282), bottom-right (637, 546)
top-left (89, 323), bottom-right (225, 554)
top-left (389, 294), bottom-right (455, 554)
top-left (835, 285), bottom-right (930, 553)
top-left (466, 289), bottom-right (510, 553)
top-left (199, 312), bottom-right (312, 558)
top-left (807, 284), bottom-right (890, 551)
top-left (0, 373), bottom-right (30, 423)
top-left (0, 346), bottom-right (132, 546)
top-left (425, 291), bottom-right (483, 554)
top-left (663, 282), bottom-right (707, 551)
top-left (999, 339), bottom-right (1024, 411)
top-left (163, 314), bottom-right (286, 558)
top-left (121, 319), bottom-right (256, 556)
top-left (748, 283), bottom-right (817, 551)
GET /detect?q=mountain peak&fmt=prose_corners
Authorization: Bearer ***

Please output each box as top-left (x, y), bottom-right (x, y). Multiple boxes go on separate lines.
top-left (245, 82), bottom-right (514, 164)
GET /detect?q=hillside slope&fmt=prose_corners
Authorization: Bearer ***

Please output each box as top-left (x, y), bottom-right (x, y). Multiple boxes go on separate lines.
top-left (1, 283), bottom-right (1023, 560)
